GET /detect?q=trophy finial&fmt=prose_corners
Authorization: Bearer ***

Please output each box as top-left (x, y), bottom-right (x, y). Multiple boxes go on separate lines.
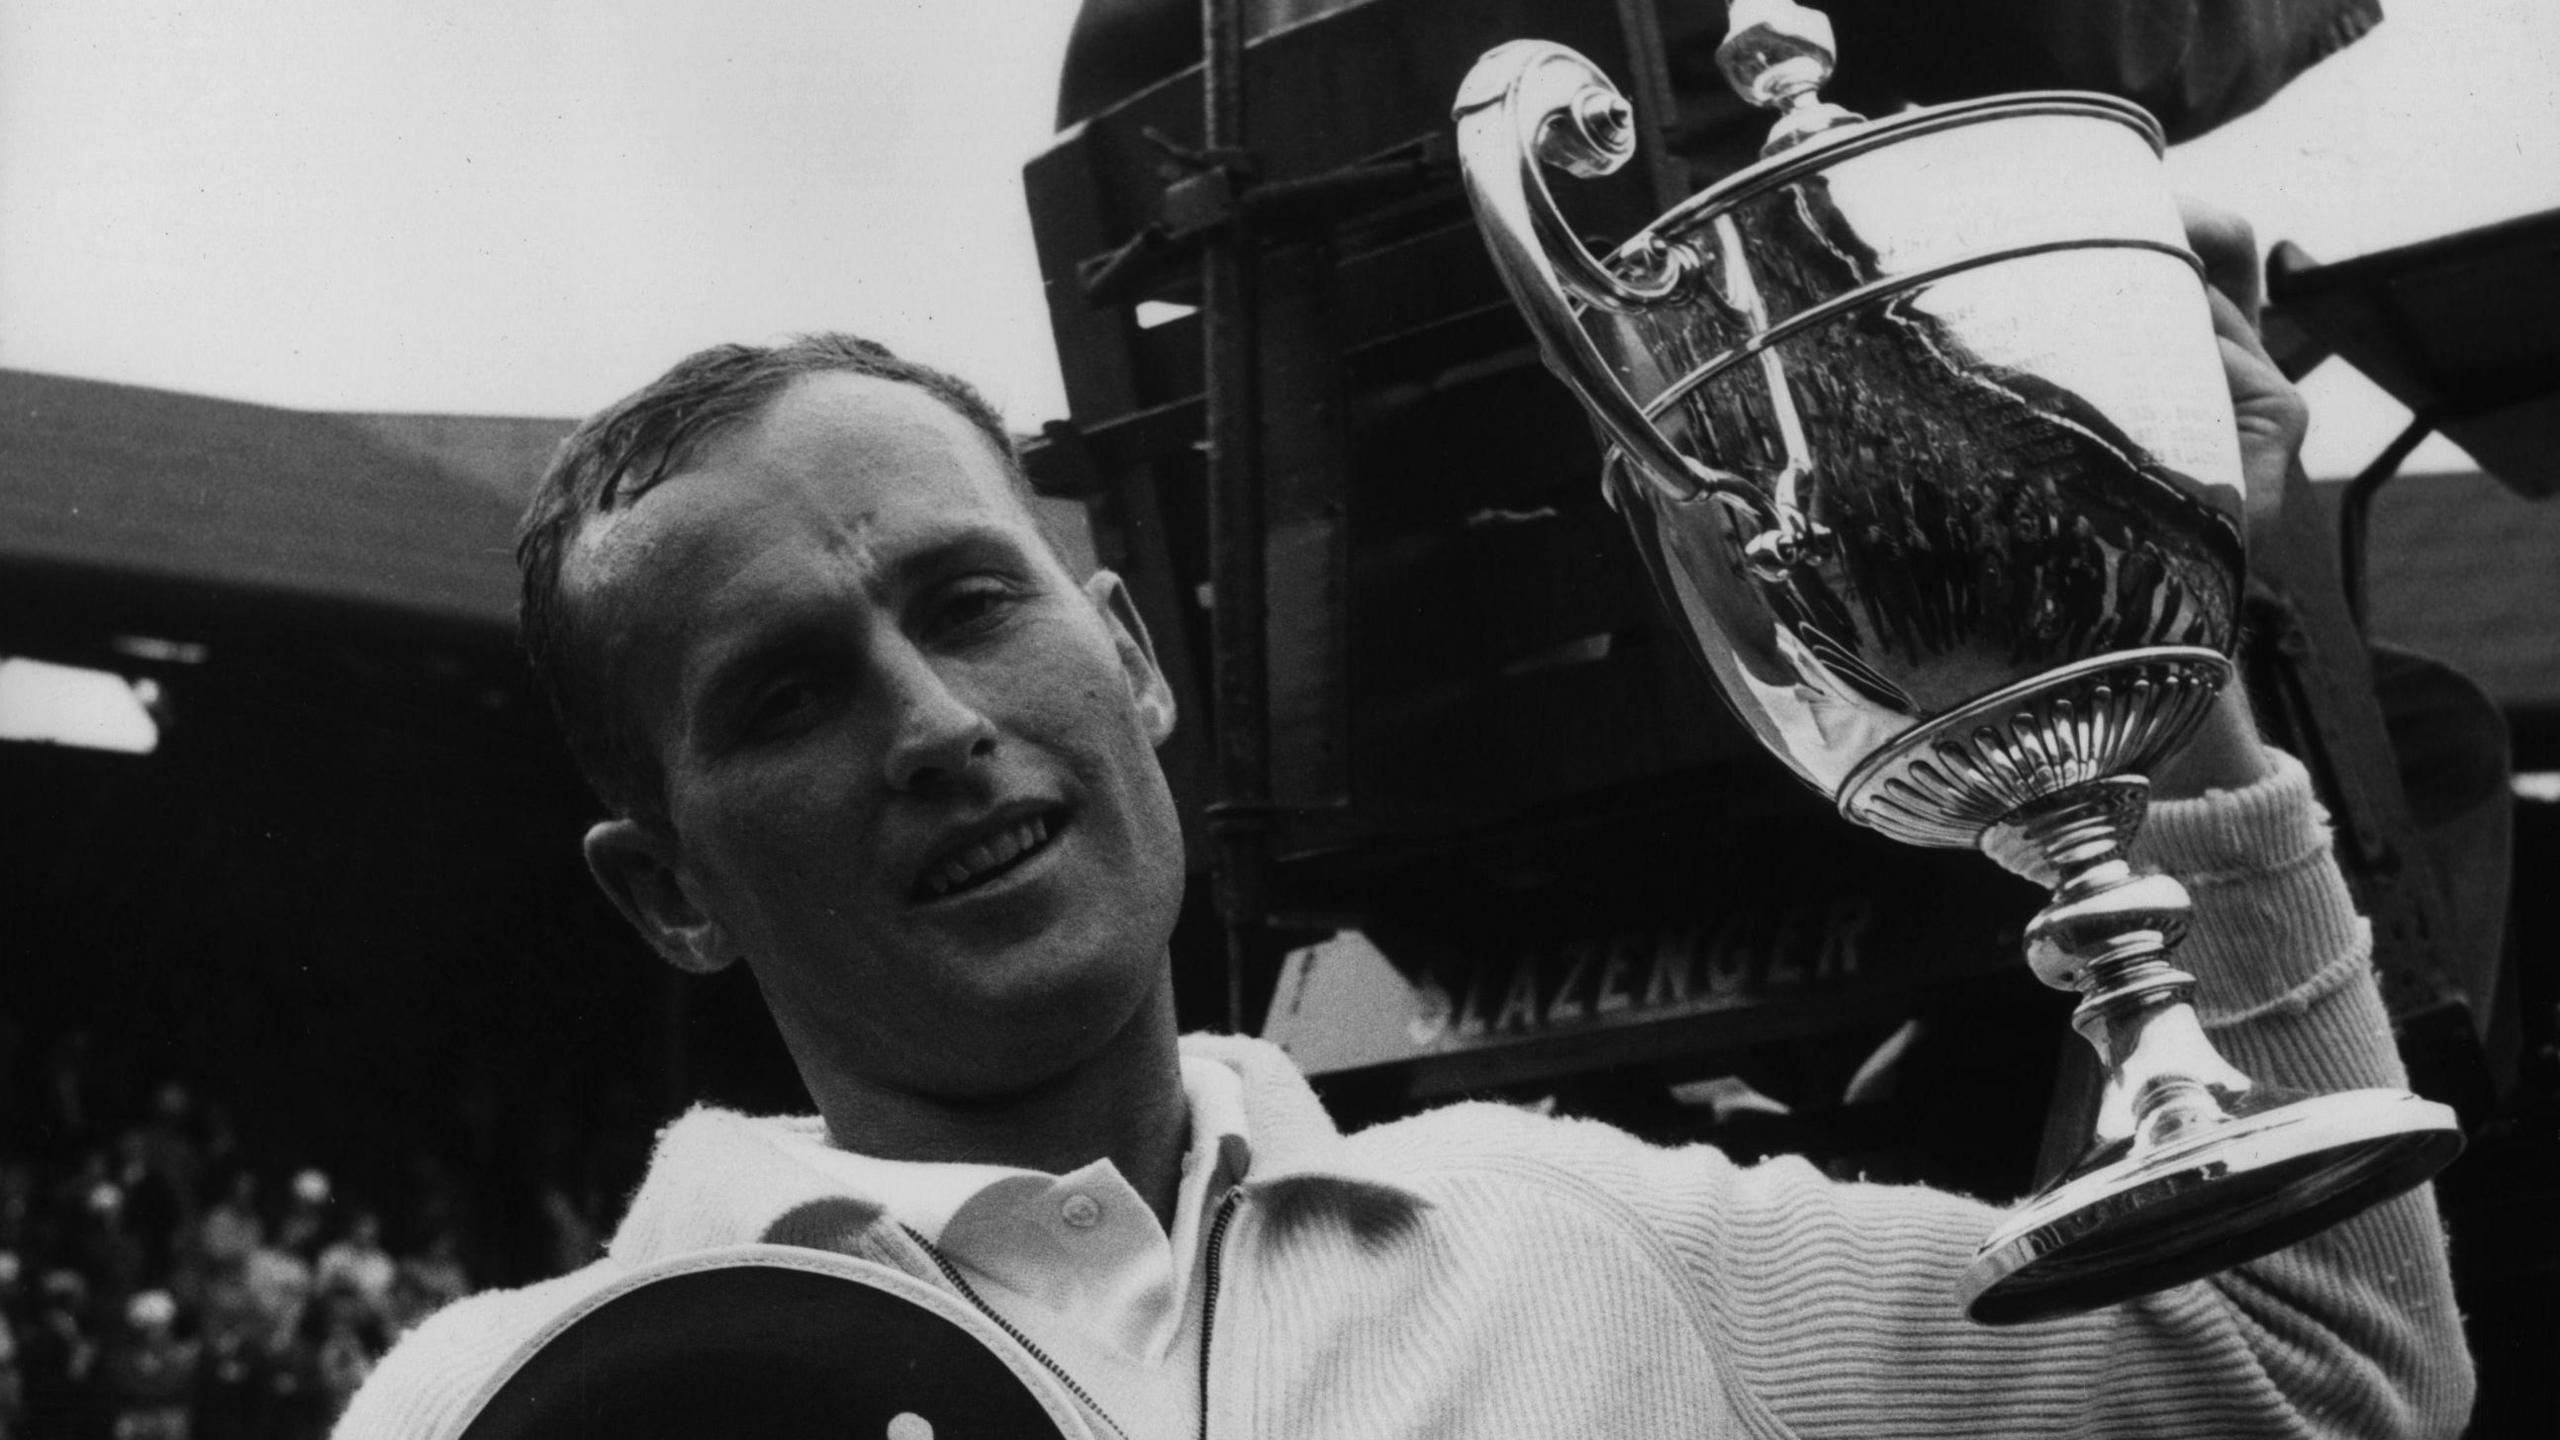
top-left (1717, 0), bottom-right (1865, 155)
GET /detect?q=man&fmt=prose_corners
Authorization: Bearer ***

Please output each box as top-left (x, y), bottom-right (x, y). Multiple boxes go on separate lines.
top-left (340, 226), bottom-right (2472, 1437)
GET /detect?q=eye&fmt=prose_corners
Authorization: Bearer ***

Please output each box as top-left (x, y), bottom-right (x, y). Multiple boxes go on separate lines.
top-left (738, 670), bottom-right (830, 738)
top-left (921, 575), bottom-right (1022, 641)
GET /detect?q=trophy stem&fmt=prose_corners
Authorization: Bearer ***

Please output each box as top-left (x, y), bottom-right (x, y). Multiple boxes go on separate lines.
top-left (1991, 779), bottom-right (2254, 1149)
top-left (1961, 780), bottom-right (2466, 1325)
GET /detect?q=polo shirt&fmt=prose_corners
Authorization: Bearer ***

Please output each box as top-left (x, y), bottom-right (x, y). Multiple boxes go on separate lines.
top-left (776, 1056), bottom-right (1252, 1439)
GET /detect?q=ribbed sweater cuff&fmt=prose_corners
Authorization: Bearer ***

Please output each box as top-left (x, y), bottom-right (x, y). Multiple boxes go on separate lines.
top-left (2128, 749), bottom-right (2369, 1022)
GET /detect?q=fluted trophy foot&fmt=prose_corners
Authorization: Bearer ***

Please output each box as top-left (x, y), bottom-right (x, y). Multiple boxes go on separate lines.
top-left (1950, 779), bottom-right (2464, 1324)
top-left (1962, 1086), bottom-right (2464, 1324)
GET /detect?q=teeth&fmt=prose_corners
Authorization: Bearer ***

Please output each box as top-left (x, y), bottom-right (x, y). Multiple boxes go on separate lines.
top-left (922, 816), bottom-right (1051, 899)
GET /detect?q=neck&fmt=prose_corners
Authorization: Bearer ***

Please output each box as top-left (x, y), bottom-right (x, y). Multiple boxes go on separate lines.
top-left (798, 978), bottom-right (1191, 1228)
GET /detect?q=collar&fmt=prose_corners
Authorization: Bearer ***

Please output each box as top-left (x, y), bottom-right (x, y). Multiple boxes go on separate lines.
top-left (606, 1035), bottom-right (1428, 1271)
top-left (781, 1054), bottom-right (1255, 1247)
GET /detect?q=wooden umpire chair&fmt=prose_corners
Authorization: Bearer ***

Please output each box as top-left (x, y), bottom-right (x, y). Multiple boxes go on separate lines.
top-left (1017, 0), bottom-right (2046, 1160)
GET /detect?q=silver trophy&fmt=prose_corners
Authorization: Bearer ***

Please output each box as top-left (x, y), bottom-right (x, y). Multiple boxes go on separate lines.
top-left (1453, 0), bottom-right (2461, 1322)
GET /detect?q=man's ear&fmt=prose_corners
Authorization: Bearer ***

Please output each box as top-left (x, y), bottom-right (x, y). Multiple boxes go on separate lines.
top-left (582, 818), bottom-right (739, 974)
top-left (1084, 569), bottom-right (1176, 744)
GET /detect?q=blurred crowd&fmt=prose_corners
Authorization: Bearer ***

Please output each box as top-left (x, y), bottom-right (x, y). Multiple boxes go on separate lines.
top-left (0, 1039), bottom-right (609, 1440)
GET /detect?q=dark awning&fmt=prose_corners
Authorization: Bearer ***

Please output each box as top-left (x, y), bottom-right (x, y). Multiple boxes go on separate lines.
top-left (2347, 470), bottom-right (2560, 714)
top-left (1, 368), bottom-right (565, 637)
top-left (2269, 209), bottom-right (2560, 501)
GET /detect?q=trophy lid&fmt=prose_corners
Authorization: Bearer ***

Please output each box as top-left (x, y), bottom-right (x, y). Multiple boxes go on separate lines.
top-left (1716, 0), bottom-right (1866, 156)
top-left (1679, 0), bottom-right (2166, 245)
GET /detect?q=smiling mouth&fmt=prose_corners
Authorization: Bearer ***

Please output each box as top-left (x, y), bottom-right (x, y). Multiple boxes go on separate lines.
top-left (915, 810), bottom-right (1066, 902)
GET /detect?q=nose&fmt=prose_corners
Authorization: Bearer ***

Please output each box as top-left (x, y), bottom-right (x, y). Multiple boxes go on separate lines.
top-left (879, 648), bottom-right (996, 792)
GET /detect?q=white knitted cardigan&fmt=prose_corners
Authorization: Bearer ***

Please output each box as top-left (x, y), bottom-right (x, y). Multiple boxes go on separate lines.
top-left (340, 754), bottom-right (2473, 1439)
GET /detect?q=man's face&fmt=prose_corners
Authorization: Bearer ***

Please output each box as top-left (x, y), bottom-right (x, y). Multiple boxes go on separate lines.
top-left (570, 372), bottom-right (1184, 1099)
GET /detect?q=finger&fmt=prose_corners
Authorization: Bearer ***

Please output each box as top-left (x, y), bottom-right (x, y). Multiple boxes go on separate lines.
top-left (2204, 286), bottom-right (2281, 374)
top-left (2206, 286), bottom-right (2299, 443)
top-left (2178, 195), bottom-right (2263, 324)
top-left (2217, 327), bottom-right (2308, 453)
top-left (2203, 286), bottom-right (2305, 546)
top-left (2225, 336), bottom-right (2294, 548)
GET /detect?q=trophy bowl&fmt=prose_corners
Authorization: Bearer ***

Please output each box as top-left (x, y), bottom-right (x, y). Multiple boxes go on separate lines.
top-left (1453, 6), bottom-right (2460, 1324)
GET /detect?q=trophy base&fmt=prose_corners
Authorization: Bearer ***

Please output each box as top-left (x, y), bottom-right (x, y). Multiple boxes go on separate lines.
top-left (1959, 1086), bottom-right (2463, 1324)
top-left (1837, 647), bottom-right (2229, 850)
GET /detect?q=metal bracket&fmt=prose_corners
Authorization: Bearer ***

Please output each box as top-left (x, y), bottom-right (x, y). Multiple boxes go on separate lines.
top-left (1079, 133), bottom-right (1458, 307)
top-left (1140, 124), bottom-right (1258, 177)
top-left (1019, 400), bottom-right (1209, 499)
top-left (2338, 409), bottom-right (2440, 635)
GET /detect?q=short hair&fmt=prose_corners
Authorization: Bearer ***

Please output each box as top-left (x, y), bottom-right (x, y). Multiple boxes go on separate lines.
top-left (517, 333), bottom-right (1022, 829)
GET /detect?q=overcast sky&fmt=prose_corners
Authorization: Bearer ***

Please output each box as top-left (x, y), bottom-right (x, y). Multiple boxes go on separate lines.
top-left (3, 0), bottom-right (2555, 477)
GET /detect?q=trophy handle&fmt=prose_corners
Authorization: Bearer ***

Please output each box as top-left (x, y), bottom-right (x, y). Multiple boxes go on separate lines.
top-left (1453, 43), bottom-right (1796, 547)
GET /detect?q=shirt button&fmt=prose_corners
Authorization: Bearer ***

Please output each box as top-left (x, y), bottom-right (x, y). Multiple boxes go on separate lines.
top-left (1059, 1192), bottom-right (1102, 1230)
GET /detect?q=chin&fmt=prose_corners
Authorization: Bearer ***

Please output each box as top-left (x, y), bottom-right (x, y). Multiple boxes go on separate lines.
top-left (953, 946), bottom-right (1170, 1086)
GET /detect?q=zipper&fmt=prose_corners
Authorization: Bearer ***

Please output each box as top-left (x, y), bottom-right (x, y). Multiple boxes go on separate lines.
top-left (898, 1223), bottom-right (1133, 1440)
top-left (1195, 1189), bottom-right (1244, 1440)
